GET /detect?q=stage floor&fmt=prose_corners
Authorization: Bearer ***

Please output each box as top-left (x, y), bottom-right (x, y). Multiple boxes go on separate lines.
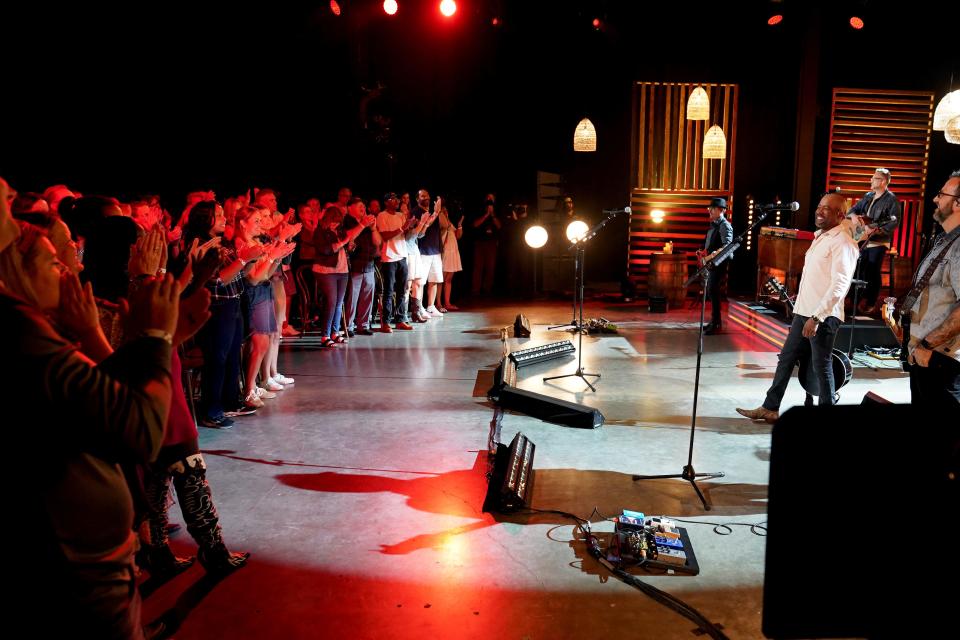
top-left (144, 300), bottom-right (911, 639)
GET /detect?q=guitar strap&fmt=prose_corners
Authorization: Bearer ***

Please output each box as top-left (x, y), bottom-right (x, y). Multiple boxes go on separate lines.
top-left (896, 227), bottom-right (960, 318)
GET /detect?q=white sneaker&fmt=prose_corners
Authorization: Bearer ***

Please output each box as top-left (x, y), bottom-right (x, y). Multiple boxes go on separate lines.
top-left (426, 305), bottom-right (444, 318)
top-left (416, 309), bottom-right (431, 322)
top-left (264, 379), bottom-right (284, 392)
top-left (256, 386), bottom-right (277, 399)
top-left (274, 373), bottom-right (294, 385)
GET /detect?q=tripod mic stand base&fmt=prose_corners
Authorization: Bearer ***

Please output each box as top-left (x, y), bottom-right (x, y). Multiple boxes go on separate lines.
top-left (632, 465), bottom-right (725, 511)
top-left (543, 369), bottom-right (600, 392)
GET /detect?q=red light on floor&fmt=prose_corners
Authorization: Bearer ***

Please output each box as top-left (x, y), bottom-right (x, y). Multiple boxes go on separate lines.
top-left (383, 0), bottom-right (398, 15)
top-left (329, 0), bottom-right (341, 16)
top-left (439, 0), bottom-right (456, 17)
top-left (767, 14), bottom-right (783, 26)
top-left (592, 18), bottom-right (601, 29)
top-left (849, 16), bottom-right (864, 29)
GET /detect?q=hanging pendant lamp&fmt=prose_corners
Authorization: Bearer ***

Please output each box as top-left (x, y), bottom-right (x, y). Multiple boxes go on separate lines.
top-left (573, 118), bottom-right (597, 152)
top-left (702, 125), bottom-right (727, 159)
top-left (686, 86), bottom-right (710, 120)
top-left (933, 90), bottom-right (960, 131)
top-left (945, 115), bottom-right (960, 144)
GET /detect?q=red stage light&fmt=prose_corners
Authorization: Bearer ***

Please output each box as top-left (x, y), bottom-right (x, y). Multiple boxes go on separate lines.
top-left (767, 14), bottom-right (783, 26)
top-left (592, 18), bottom-right (601, 29)
top-left (439, 0), bottom-right (456, 17)
top-left (492, 17), bottom-right (499, 26)
top-left (849, 16), bottom-right (864, 29)
top-left (329, 0), bottom-right (341, 16)
top-left (383, 0), bottom-right (398, 16)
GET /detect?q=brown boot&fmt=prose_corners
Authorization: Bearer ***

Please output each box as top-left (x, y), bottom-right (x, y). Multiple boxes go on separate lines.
top-left (736, 406), bottom-right (779, 423)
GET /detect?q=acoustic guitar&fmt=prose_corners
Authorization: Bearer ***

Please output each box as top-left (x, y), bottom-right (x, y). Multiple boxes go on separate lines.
top-left (764, 277), bottom-right (853, 397)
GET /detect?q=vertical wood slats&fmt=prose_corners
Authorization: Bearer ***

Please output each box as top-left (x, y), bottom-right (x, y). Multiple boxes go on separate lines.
top-left (629, 82), bottom-right (738, 294)
top-left (826, 88), bottom-right (934, 261)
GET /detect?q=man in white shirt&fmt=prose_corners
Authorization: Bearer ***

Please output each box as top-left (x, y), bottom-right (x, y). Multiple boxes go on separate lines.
top-left (737, 193), bottom-right (859, 422)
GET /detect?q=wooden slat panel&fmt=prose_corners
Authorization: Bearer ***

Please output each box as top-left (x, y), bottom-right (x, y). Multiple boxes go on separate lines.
top-left (826, 87), bottom-right (934, 262)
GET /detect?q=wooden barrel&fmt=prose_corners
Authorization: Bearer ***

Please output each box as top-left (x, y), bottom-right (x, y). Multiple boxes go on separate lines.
top-left (648, 252), bottom-right (688, 308)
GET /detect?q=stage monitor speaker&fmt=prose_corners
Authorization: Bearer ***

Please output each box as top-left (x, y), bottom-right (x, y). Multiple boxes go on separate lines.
top-left (497, 386), bottom-right (604, 429)
top-left (763, 404), bottom-right (959, 639)
top-left (483, 431), bottom-right (536, 513)
top-left (836, 319), bottom-right (899, 350)
top-left (860, 390), bottom-right (892, 405)
top-left (514, 313), bottom-right (531, 338)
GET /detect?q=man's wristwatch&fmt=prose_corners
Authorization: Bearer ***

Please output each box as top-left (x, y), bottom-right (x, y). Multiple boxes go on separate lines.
top-left (920, 338), bottom-right (934, 350)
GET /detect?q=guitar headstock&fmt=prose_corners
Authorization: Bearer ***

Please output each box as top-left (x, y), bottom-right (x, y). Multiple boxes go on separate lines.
top-left (764, 276), bottom-right (790, 301)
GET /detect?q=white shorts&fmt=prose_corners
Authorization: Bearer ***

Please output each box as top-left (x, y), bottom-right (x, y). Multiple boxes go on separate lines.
top-left (419, 253), bottom-right (444, 283)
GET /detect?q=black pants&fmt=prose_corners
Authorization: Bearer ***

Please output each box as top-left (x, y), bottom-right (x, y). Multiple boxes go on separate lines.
top-left (707, 260), bottom-right (728, 326)
top-left (764, 314), bottom-right (841, 410)
top-left (858, 245), bottom-right (888, 307)
top-left (199, 297), bottom-right (242, 419)
top-left (910, 351), bottom-right (960, 411)
top-left (381, 258), bottom-right (408, 324)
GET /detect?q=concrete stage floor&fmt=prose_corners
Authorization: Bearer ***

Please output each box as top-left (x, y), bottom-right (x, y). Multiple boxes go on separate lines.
top-left (143, 300), bottom-right (911, 639)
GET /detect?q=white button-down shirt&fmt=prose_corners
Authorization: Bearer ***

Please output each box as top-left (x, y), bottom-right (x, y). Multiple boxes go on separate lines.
top-left (792, 224), bottom-right (860, 322)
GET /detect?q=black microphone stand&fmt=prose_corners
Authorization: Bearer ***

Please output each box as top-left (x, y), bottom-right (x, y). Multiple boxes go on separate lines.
top-left (543, 209), bottom-right (625, 392)
top-left (633, 211), bottom-right (766, 510)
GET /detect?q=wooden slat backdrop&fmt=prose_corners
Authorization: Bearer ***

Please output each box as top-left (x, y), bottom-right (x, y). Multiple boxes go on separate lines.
top-left (629, 82), bottom-right (738, 292)
top-left (826, 88), bottom-right (934, 262)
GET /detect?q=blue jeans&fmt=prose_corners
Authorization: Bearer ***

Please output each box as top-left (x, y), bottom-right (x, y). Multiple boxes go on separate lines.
top-left (346, 269), bottom-right (375, 331)
top-left (317, 273), bottom-right (348, 337)
top-left (764, 314), bottom-right (841, 410)
top-left (381, 259), bottom-right (409, 324)
top-left (199, 297), bottom-right (242, 419)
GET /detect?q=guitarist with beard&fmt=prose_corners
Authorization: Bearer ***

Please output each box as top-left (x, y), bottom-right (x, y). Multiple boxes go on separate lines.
top-left (902, 171), bottom-right (960, 410)
top-left (737, 193), bottom-right (860, 422)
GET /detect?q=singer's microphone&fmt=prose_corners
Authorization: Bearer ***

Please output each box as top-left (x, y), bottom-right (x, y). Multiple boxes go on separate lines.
top-left (603, 206), bottom-right (632, 214)
top-left (761, 201), bottom-right (800, 212)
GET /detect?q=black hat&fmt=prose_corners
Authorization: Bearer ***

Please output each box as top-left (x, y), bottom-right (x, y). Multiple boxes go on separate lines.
top-left (709, 197), bottom-right (727, 209)
top-left (383, 192), bottom-right (399, 201)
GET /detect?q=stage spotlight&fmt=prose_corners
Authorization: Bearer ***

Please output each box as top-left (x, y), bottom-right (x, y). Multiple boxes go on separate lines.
top-left (849, 16), bottom-right (864, 29)
top-left (525, 225), bottom-right (548, 249)
top-left (565, 220), bottom-right (589, 243)
top-left (592, 18), bottom-right (601, 29)
top-left (440, 0), bottom-right (457, 17)
top-left (329, 0), bottom-right (341, 16)
top-left (492, 16), bottom-right (500, 26)
top-left (383, 0), bottom-right (398, 15)
top-left (767, 14), bottom-right (783, 26)
top-left (651, 209), bottom-right (665, 224)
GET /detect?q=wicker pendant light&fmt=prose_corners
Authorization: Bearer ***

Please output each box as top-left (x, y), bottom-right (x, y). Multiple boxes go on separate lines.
top-left (945, 115), bottom-right (960, 144)
top-left (702, 125), bottom-right (727, 159)
top-left (686, 86), bottom-right (710, 120)
top-left (933, 90), bottom-right (960, 131)
top-left (573, 118), bottom-right (597, 152)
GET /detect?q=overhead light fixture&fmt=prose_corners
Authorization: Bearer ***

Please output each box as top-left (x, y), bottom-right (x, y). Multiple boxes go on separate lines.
top-left (525, 226), bottom-right (548, 248)
top-left (329, 0), bottom-right (341, 16)
top-left (946, 116), bottom-right (960, 144)
top-left (933, 90), bottom-right (960, 131)
top-left (849, 16), bottom-right (864, 29)
top-left (651, 209), bottom-right (665, 224)
top-left (566, 220), bottom-right (589, 243)
top-left (383, 0), bottom-right (398, 15)
top-left (592, 18), bottom-right (601, 29)
top-left (687, 86), bottom-right (710, 120)
top-left (439, 0), bottom-right (456, 17)
top-left (573, 118), bottom-right (597, 152)
top-left (703, 125), bottom-right (727, 159)
top-left (767, 14), bottom-right (784, 26)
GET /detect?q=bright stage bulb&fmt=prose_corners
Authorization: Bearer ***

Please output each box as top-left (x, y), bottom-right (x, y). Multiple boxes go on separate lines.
top-left (651, 209), bottom-right (665, 224)
top-left (440, 0), bottom-right (456, 17)
top-left (566, 220), bottom-right (589, 243)
top-left (525, 225), bottom-right (548, 249)
top-left (383, 0), bottom-right (398, 15)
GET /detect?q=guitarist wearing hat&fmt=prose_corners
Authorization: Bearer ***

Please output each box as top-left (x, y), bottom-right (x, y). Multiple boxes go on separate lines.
top-left (902, 170), bottom-right (960, 409)
top-left (737, 193), bottom-right (860, 422)
top-left (698, 197), bottom-right (734, 334)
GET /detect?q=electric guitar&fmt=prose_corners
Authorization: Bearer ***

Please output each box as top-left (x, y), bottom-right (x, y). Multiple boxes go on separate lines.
top-left (881, 296), bottom-right (911, 371)
top-left (764, 277), bottom-right (853, 397)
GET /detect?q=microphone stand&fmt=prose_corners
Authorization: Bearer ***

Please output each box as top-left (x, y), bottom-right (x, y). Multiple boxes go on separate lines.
top-left (632, 211), bottom-right (766, 510)
top-left (543, 209), bottom-right (626, 392)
